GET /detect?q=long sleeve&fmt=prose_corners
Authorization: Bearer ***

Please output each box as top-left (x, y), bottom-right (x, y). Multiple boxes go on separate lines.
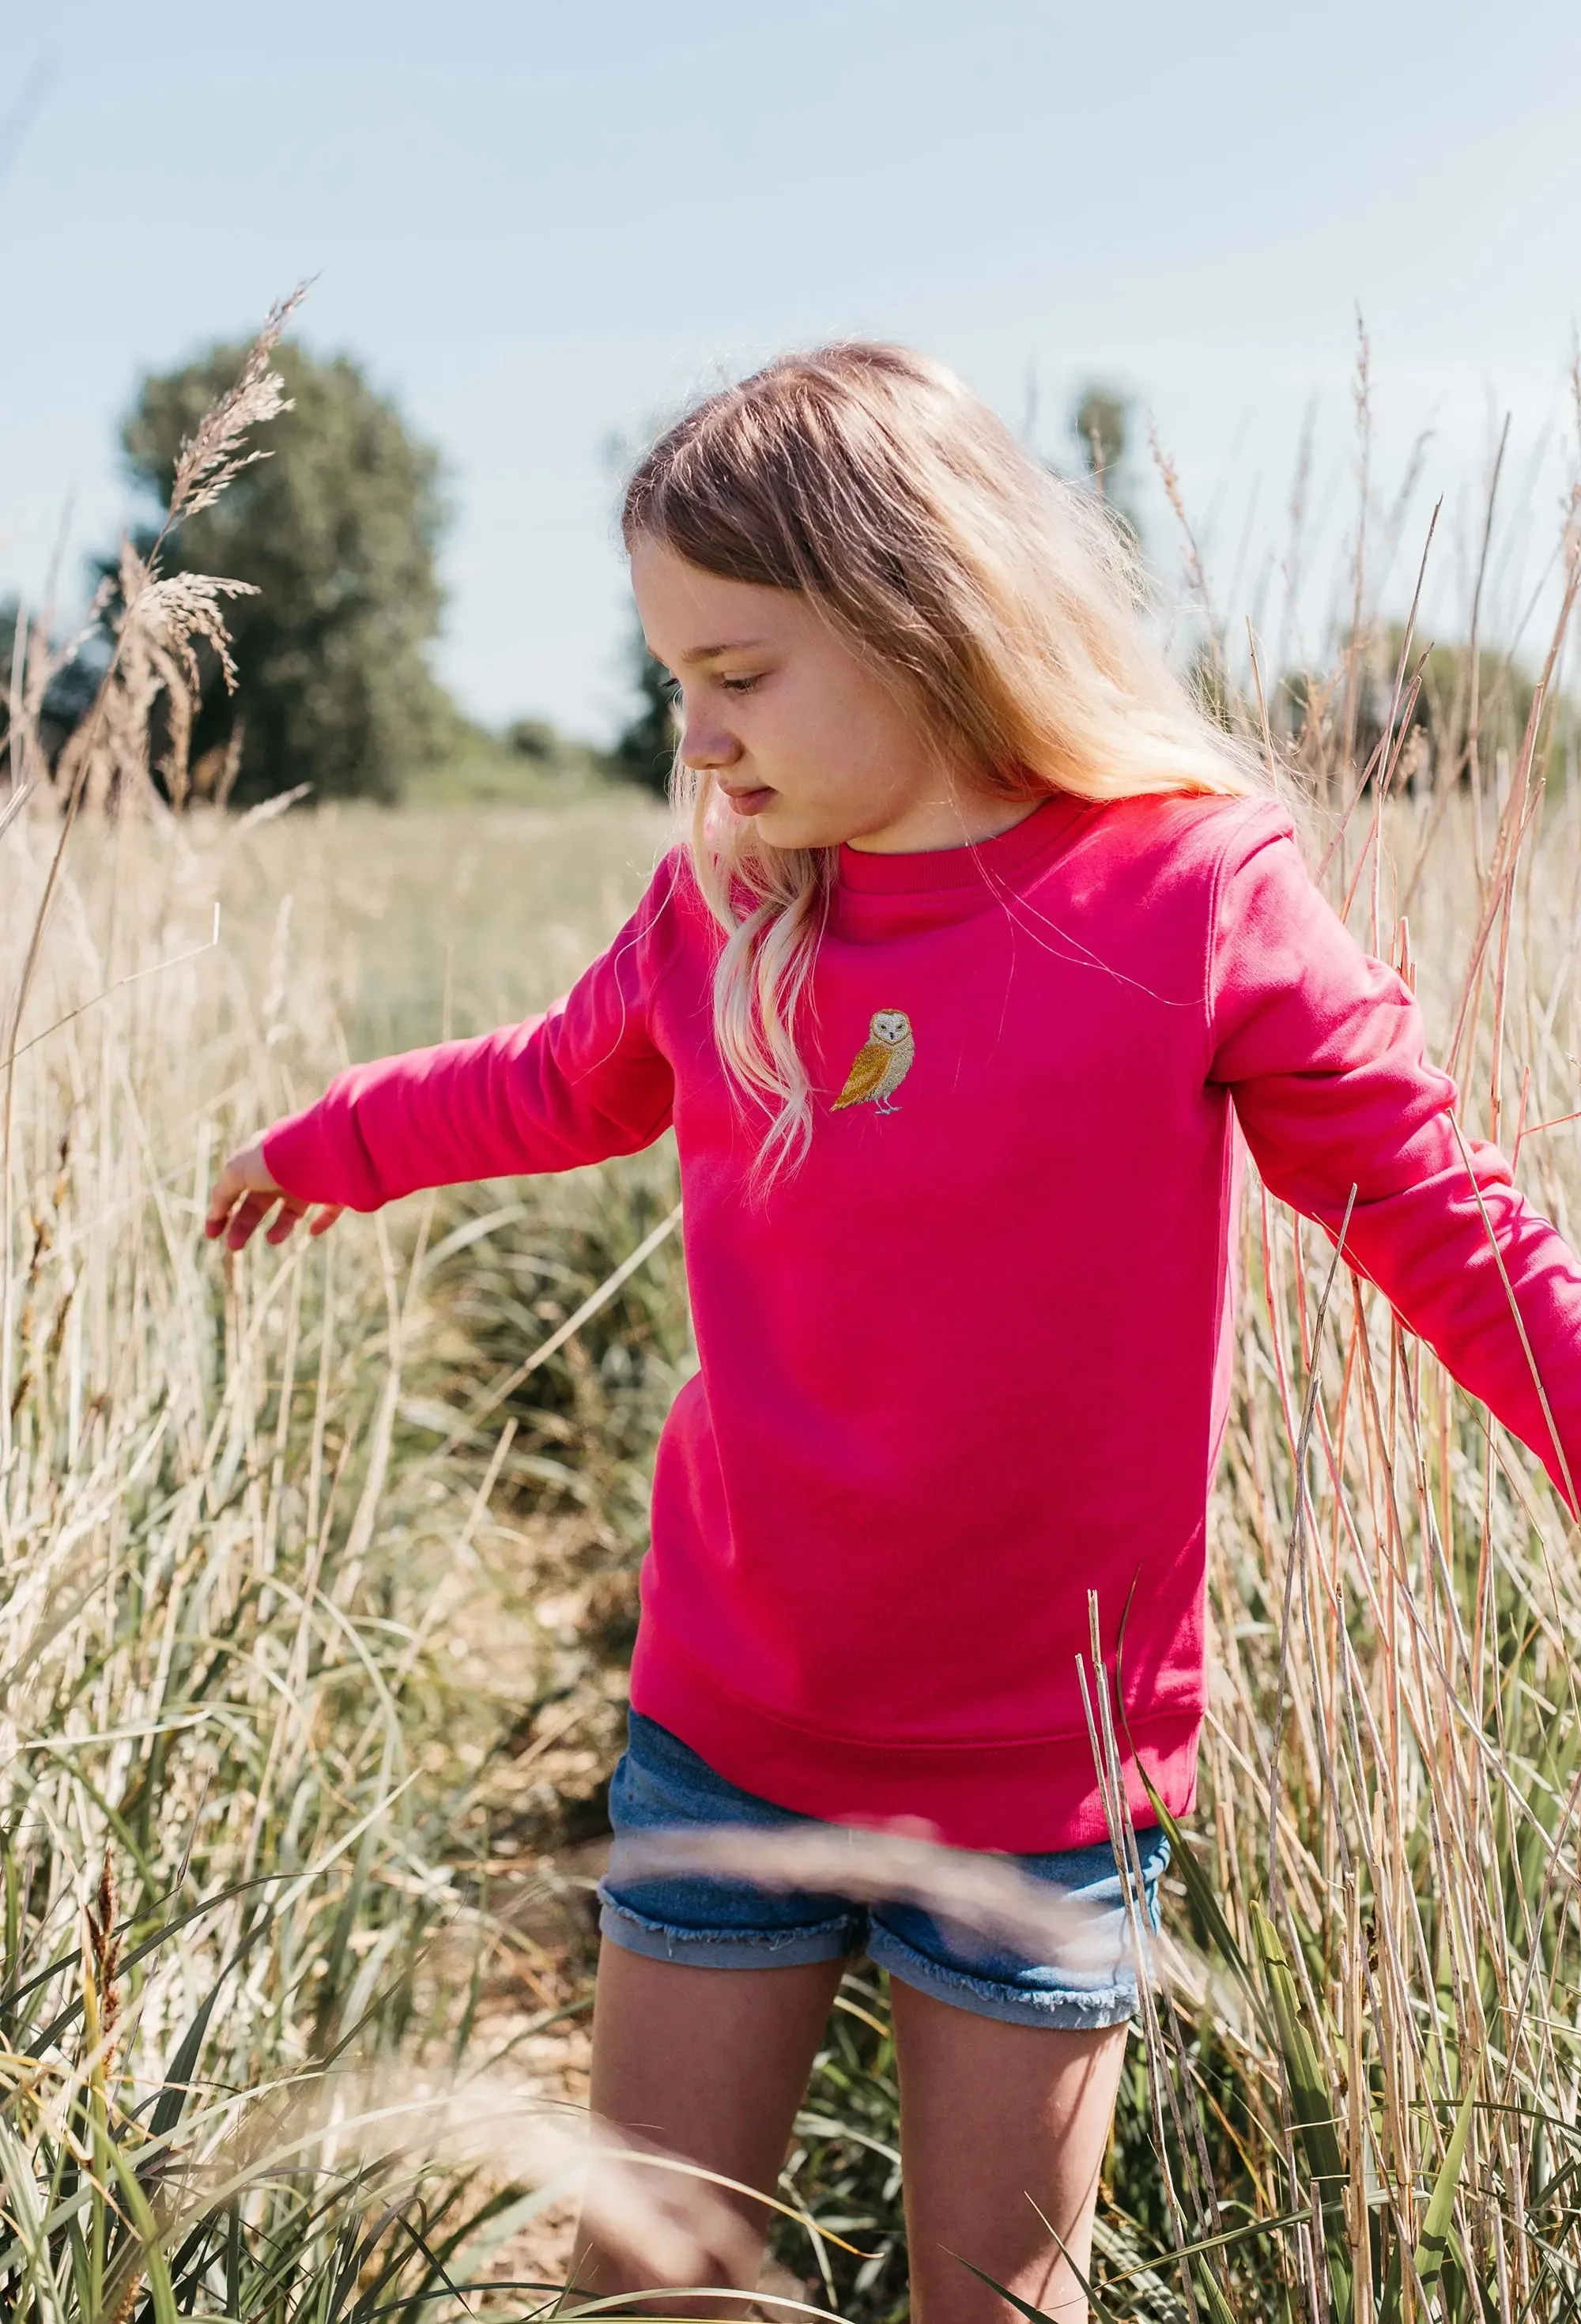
top-left (262, 855), bottom-right (680, 1211)
top-left (1208, 810), bottom-right (1581, 1513)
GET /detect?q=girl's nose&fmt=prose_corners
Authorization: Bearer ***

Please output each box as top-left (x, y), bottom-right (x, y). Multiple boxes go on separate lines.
top-left (679, 711), bottom-right (741, 773)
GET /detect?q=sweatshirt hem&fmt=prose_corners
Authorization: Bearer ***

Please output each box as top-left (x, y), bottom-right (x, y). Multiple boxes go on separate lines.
top-left (630, 1624), bottom-right (1201, 1855)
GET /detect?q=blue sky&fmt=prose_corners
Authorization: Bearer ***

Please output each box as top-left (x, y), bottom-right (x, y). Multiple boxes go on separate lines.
top-left (2, 0), bottom-right (1579, 741)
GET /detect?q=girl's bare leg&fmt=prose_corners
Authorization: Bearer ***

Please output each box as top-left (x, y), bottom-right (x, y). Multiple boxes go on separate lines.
top-left (570, 1942), bottom-right (846, 2312)
top-left (890, 1979), bottom-right (1129, 2324)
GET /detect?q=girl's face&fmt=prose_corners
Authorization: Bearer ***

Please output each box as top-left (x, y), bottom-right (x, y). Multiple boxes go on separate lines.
top-left (630, 539), bottom-right (1030, 855)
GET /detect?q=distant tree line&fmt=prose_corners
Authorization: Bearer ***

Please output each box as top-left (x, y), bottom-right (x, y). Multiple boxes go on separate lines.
top-left (5, 351), bottom-right (1573, 809)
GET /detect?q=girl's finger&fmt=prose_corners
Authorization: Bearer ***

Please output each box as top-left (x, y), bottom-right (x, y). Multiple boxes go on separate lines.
top-left (308, 1205), bottom-right (346, 1239)
top-left (205, 1169), bottom-right (246, 1239)
top-left (264, 1196), bottom-right (309, 1246)
top-left (205, 1138), bottom-right (286, 1243)
top-left (224, 1192), bottom-right (276, 1251)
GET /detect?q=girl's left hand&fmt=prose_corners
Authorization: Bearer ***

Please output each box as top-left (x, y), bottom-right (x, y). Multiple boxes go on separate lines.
top-left (205, 1136), bottom-right (345, 1251)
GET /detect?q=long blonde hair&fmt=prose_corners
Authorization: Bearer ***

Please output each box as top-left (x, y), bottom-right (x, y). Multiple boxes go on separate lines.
top-left (622, 341), bottom-right (1262, 1169)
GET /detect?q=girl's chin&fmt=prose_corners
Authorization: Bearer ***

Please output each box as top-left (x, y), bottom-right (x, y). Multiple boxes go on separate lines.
top-left (711, 792), bottom-right (843, 851)
top-left (719, 794), bottom-right (803, 843)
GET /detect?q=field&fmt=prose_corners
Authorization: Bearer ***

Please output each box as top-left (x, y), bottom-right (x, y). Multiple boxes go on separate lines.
top-left (5, 338), bottom-right (1581, 2322)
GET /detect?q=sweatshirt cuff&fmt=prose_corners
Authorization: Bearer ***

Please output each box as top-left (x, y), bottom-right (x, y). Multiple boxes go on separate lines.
top-left (262, 1103), bottom-right (383, 1213)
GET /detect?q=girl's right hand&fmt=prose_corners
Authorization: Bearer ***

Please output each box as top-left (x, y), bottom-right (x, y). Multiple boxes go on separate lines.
top-left (205, 1136), bottom-right (345, 1251)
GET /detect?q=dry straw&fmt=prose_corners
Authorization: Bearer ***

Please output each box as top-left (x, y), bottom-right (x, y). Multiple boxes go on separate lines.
top-left (2, 314), bottom-right (1581, 2320)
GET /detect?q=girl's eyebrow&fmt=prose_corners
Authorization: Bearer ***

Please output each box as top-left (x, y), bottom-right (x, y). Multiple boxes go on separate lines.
top-left (683, 637), bottom-right (771, 666)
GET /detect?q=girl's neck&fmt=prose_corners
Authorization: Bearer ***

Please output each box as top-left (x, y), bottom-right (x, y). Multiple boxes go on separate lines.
top-left (843, 786), bottom-right (1044, 857)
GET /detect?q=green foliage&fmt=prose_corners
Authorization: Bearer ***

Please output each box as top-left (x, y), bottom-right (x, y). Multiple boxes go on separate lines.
top-left (772, 1975), bottom-right (907, 2318)
top-left (0, 1799), bottom-right (542, 2322)
top-left (0, 598), bottom-right (104, 775)
top-left (1071, 382), bottom-right (1144, 544)
top-left (405, 718), bottom-right (614, 806)
top-left (607, 621), bottom-right (677, 796)
top-left (1074, 387), bottom-right (1130, 486)
top-left (1282, 624), bottom-right (1581, 787)
top-left (504, 715), bottom-right (565, 762)
top-left (120, 341), bottom-right (455, 805)
top-left (499, 713), bottom-right (610, 784)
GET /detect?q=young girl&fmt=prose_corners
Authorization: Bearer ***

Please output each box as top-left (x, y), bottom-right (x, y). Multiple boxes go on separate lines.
top-left (206, 344), bottom-right (1581, 2323)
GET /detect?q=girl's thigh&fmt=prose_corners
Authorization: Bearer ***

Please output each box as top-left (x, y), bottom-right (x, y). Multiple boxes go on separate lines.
top-left (891, 1978), bottom-right (1129, 2324)
top-left (578, 1945), bottom-right (1130, 2324)
top-left (573, 1941), bottom-right (845, 2311)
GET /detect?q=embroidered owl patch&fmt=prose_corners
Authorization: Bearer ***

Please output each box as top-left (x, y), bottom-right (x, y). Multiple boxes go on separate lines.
top-left (832, 1009), bottom-right (915, 1114)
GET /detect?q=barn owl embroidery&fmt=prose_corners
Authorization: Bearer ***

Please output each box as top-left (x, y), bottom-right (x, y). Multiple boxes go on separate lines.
top-left (832, 1009), bottom-right (915, 1114)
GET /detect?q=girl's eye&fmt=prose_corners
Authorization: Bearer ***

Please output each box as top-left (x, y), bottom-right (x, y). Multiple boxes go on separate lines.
top-left (719, 674), bottom-right (761, 695)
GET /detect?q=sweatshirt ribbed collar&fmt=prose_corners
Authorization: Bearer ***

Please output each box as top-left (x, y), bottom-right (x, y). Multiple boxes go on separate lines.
top-left (836, 792), bottom-right (1089, 896)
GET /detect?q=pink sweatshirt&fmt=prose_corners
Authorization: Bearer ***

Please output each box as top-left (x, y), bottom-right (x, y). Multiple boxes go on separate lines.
top-left (265, 795), bottom-right (1581, 1851)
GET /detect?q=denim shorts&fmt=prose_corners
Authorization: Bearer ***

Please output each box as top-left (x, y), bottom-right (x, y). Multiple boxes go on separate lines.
top-left (597, 1711), bottom-right (1168, 2031)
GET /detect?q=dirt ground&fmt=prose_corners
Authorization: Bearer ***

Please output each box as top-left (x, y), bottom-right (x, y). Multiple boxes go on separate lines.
top-left (412, 1485), bottom-right (824, 2307)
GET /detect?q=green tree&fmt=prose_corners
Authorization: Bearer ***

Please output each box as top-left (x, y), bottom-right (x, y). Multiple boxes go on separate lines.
top-left (0, 598), bottom-right (104, 776)
top-left (1070, 383), bottom-right (1143, 545)
top-left (1284, 624), bottom-right (1580, 788)
top-left (120, 341), bottom-right (454, 805)
top-left (608, 620), bottom-right (677, 796)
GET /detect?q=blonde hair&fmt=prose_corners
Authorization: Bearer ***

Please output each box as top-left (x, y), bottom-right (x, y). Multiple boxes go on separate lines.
top-left (622, 341), bottom-right (1262, 1170)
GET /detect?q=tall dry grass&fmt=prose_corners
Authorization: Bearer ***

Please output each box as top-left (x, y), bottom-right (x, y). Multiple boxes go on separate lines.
top-left (0, 315), bottom-right (685, 2319)
top-left (2, 317), bottom-right (1581, 2321)
top-left (0, 775), bottom-right (689, 2318)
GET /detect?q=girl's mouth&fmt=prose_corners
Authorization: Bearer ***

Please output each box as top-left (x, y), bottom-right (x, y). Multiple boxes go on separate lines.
top-left (722, 786), bottom-right (775, 817)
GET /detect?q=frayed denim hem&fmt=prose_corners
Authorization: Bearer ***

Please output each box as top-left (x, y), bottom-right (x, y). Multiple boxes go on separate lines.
top-left (598, 1894), bottom-right (861, 1970)
top-left (867, 1920), bottom-right (1143, 2030)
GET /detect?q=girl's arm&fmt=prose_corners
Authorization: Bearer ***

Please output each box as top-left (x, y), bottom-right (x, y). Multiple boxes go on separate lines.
top-left (209, 855), bottom-right (681, 1247)
top-left (1207, 810), bottom-right (1581, 1514)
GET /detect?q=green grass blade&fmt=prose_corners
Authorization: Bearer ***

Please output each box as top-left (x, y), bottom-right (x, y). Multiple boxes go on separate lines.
top-left (949, 2250), bottom-right (1126, 2324)
top-left (1251, 1901), bottom-right (1352, 2324)
top-left (1414, 2084), bottom-right (1476, 2294)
